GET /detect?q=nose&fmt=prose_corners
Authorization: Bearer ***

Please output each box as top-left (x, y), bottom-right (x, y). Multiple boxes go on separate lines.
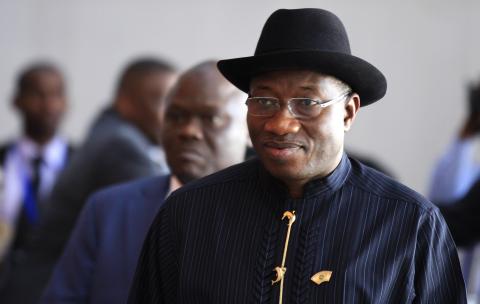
top-left (178, 116), bottom-right (204, 140)
top-left (263, 107), bottom-right (301, 135)
top-left (40, 94), bottom-right (63, 115)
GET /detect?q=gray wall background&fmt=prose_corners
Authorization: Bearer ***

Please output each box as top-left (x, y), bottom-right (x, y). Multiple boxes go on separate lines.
top-left (1, 0), bottom-right (479, 195)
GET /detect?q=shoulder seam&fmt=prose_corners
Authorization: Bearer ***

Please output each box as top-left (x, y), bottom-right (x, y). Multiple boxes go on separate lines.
top-left (345, 178), bottom-right (434, 213)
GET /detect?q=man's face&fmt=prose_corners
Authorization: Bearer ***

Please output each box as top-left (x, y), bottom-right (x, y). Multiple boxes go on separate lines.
top-left (127, 71), bottom-right (177, 143)
top-left (163, 74), bottom-right (247, 183)
top-left (15, 69), bottom-right (67, 136)
top-left (248, 70), bottom-right (358, 187)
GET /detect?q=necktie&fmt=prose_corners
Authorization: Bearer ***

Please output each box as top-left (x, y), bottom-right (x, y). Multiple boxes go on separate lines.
top-left (22, 155), bottom-right (43, 225)
top-left (11, 155), bottom-right (43, 250)
top-left (30, 156), bottom-right (43, 203)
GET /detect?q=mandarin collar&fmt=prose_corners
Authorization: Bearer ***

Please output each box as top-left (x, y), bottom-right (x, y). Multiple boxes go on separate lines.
top-left (258, 153), bottom-right (351, 199)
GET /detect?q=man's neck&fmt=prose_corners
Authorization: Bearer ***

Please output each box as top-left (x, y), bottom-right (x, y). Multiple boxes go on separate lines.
top-left (287, 184), bottom-right (304, 199)
top-left (169, 175), bottom-right (183, 195)
top-left (24, 129), bottom-right (55, 147)
top-left (285, 152), bottom-right (344, 199)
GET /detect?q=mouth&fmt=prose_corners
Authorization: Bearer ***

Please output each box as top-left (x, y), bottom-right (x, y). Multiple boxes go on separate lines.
top-left (261, 140), bottom-right (304, 159)
top-left (175, 148), bottom-right (204, 163)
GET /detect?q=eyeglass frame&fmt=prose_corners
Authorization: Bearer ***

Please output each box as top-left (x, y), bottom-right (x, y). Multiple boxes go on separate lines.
top-left (245, 90), bottom-right (352, 119)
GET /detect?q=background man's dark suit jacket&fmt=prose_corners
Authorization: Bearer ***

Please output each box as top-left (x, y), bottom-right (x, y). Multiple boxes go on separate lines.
top-left (440, 179), bottom-right (480, 247)
top-left (0, 108), bottom-right (169, 304)
top-left (42, 175), bottom-right (170, 303)
top-left (0, 139), bottom-right (75, 301)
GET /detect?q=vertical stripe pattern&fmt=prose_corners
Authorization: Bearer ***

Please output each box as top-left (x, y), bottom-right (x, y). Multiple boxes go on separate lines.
top-left (129, 155), bottom-right (467, 303)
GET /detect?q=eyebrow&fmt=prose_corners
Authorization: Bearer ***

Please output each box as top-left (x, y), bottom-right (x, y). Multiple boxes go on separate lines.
top-left (250, 84), bottom-right (322, 97)
top-left (299, 85), bottom-right (320, 93)
top-left (168, 103), bottom-right (221, 114)
top-left (250, 84), bottom-right (271, 91)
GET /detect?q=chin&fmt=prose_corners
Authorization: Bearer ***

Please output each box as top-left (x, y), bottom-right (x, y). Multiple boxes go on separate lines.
top-left (176, 167), bottom-right (208, 184)
top-left (263, 162), bottom-right (303, 181)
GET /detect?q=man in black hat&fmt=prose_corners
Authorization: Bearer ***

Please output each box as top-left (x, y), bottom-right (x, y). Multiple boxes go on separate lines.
top-left (129, 9), bottom-right (466, 303)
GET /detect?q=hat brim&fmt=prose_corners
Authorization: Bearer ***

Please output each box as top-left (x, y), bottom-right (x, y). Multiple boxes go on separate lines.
top-left (217, 50), bottom-right (387, 106)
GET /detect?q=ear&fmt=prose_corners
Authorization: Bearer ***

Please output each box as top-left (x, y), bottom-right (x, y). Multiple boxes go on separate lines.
top-left (12, 94), bottom-right (22, 111)
top-left (344, 93), bottom-right (360, 132)
top-left (115, 93), bottom-right (134, 119)
top-left (246, 132), bottom-right (253, 148)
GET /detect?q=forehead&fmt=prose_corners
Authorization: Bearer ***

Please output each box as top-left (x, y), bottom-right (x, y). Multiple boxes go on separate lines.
top-left (250, 70), bottom-right (341, 97)
top-left (27, 69), bottom-right (63, 87)
top-left (130, 71), bottom-right (175, 90)
top-left (169, 74), bottom-right (239, 111)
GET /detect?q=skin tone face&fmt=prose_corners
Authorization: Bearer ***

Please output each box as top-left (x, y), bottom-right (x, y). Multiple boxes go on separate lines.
top-left (248, 70), bottom-right (360, 198)
top-left (14, 69), bottom-right (67, 145)
top-left (118, 71), bottom-right (177, 144)
top-left (162, 64), bottom-right (248, 184)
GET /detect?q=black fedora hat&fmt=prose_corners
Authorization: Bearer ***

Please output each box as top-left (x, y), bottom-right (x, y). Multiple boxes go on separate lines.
top-left (217, 8), bottom-right (387, 106)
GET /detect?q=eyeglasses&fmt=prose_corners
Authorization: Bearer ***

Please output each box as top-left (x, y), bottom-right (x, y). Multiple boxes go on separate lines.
top-left (245, 90), bottom-right (352, 119)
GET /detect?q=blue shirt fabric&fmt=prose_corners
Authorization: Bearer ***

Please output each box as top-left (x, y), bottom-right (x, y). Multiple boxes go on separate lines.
top-left (129, 155), bottom-right (466, 303)
top-left (41, 175), bottom-right (170, 304)
top-left (429, 138), bottom-right (480, 203)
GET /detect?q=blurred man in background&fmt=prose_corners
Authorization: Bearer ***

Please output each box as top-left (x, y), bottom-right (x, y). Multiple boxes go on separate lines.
top-left (439, 181), bottom-right (480, 246)
top-left (429, 81), bottom-right (480, 202)
top-left (0, 62), bottom-right (73, 269)
top-left (0, 57), bottom-right (177, 303)
top-left (438, 170), bottom-right (480, 303)
top-left (429, 81), bottom-right (480, 301)
top-left (41, 60), bottom-right (249, 304)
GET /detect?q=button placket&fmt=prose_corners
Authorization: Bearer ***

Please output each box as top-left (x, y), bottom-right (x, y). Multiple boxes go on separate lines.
top-left (271, 210), bottom-right (296, 304)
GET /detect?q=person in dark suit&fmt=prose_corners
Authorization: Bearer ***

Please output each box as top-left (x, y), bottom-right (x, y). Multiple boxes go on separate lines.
top-left (429, 82), bottom-right (480, 249)
top-left (428, 80), bottom-right (480, 298)
top-left (0, 57), bottom-right (177, 303)
top-left (0, 62), bottom-right (74, 266)
top-left (40, 60), bottom-right (249, 303)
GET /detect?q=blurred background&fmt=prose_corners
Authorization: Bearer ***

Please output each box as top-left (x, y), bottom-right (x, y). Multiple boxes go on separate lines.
top-left (1, 0), bottom-right (480, 195)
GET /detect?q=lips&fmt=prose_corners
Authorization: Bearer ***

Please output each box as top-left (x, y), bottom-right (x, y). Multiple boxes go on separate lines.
top-left (261, 140), bottom-right (304, 159)
top-left (264, 141), bottom-right (302, 149)
top-left (174, 146), bottom-right (205, 163)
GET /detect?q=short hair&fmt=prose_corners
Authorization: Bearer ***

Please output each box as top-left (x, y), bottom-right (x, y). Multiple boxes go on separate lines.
top-left (15, 62), bottom-right (63, 98)
top-left (115, 57), bottom-right (176, 93)
top-left (331, 76), bottom-right (352, 94)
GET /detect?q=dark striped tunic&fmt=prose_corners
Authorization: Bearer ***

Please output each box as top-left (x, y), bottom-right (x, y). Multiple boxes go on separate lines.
top-left (129, 155), bottom-right (466, 303)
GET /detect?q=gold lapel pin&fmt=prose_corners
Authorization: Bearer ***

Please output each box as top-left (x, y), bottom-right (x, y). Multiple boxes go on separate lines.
top-left (311, 271), bottom-right (333, 285)
top-left (272, 266), bottom-right (286, 284)
top-left (272, 210), bottom-right (296, 304)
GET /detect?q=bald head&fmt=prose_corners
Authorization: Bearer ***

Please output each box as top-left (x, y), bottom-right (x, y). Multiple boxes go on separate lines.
top-left (163, 61), bottom-right (248, 184)
top-left (167, 61), bottom-right (245, 107)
